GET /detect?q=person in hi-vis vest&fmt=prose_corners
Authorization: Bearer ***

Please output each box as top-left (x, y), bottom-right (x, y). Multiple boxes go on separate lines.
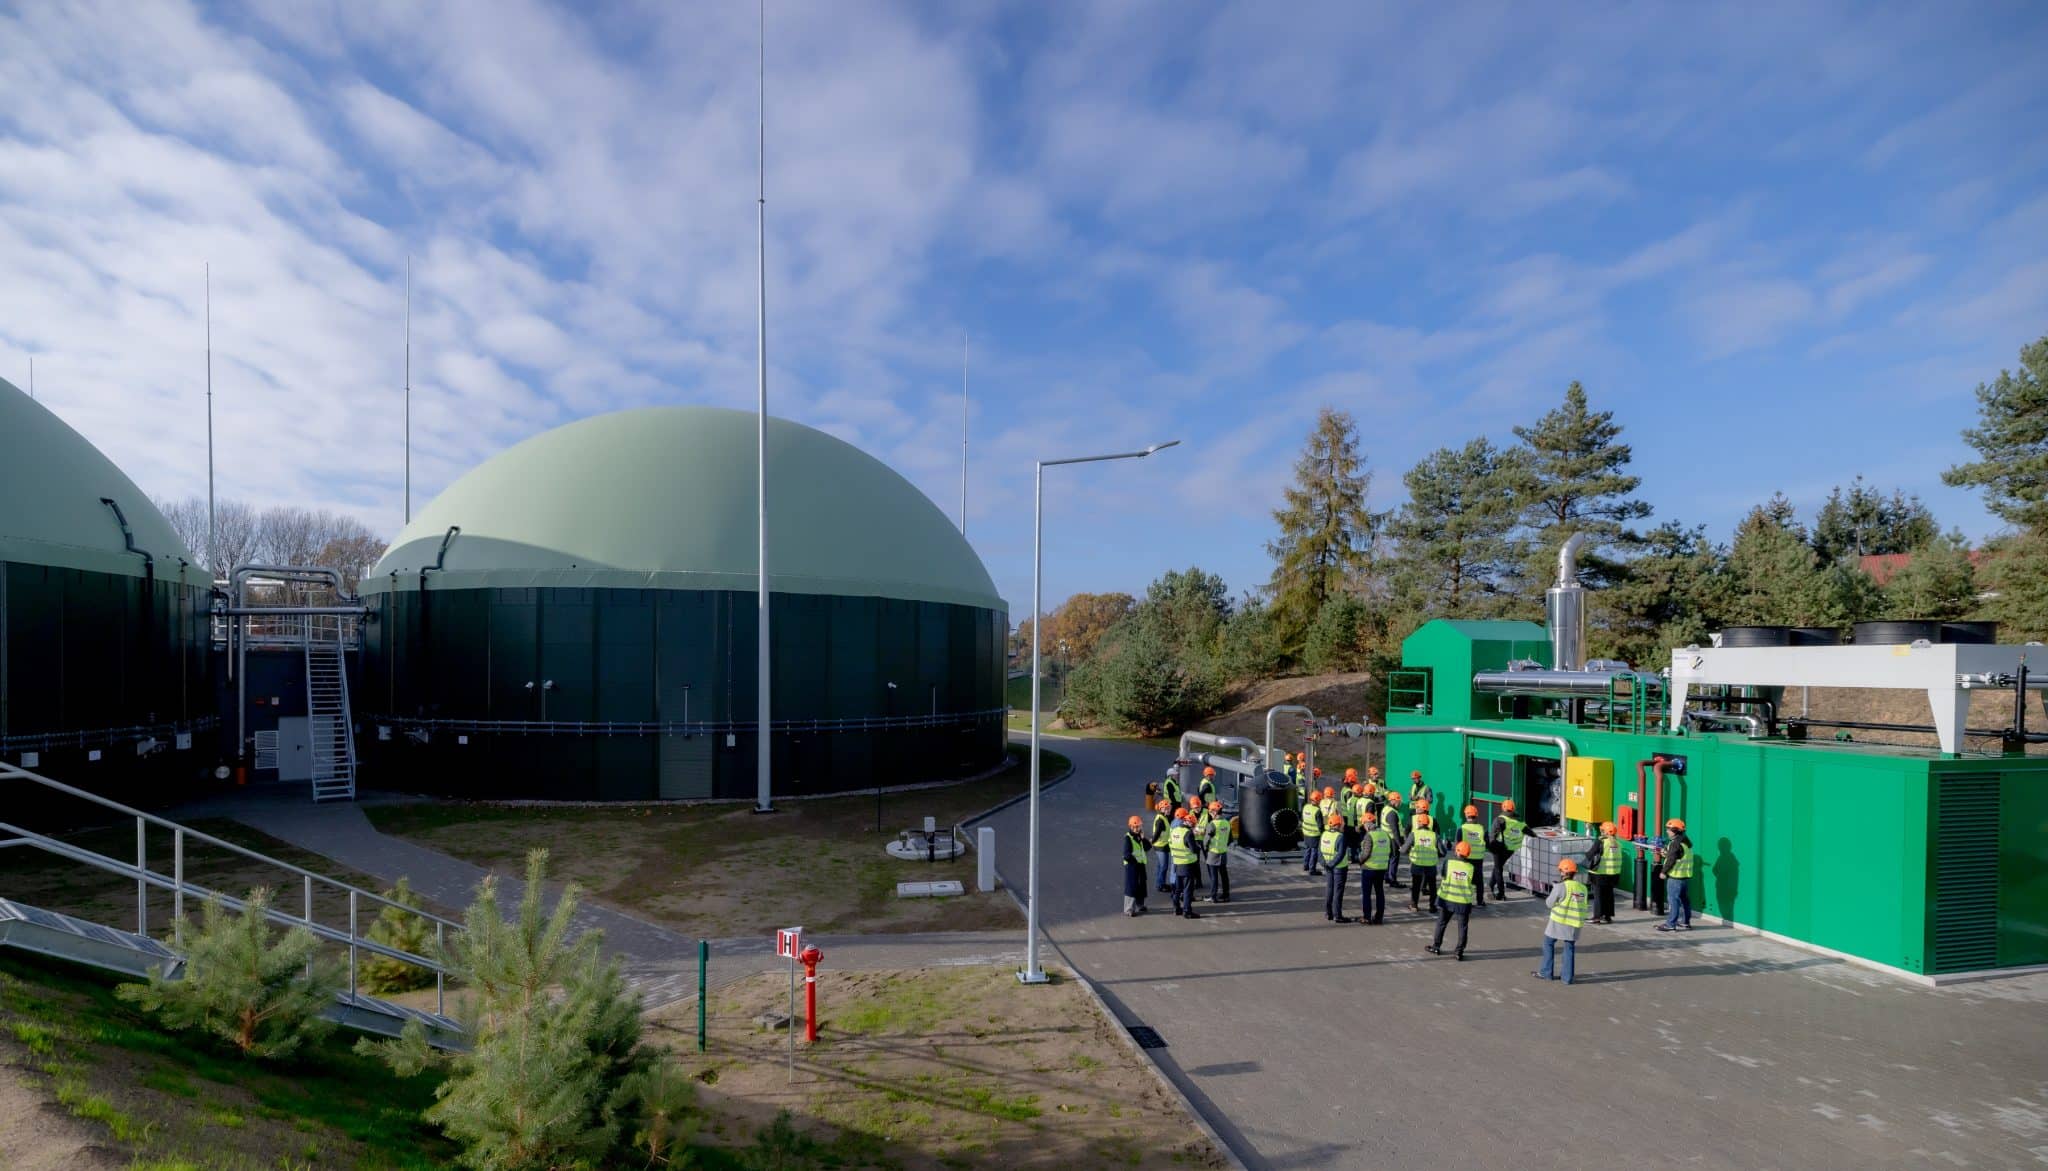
top-left (1426, 840), bottom-right (1479, 960)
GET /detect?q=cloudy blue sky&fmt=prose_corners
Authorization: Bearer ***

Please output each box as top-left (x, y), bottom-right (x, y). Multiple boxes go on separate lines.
top-left (2, 0), bottom-right (2044, 612)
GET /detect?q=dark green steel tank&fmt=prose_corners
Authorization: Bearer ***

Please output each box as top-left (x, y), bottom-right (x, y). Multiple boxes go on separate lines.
top-left (357, 406), bottom-right (1009, 800)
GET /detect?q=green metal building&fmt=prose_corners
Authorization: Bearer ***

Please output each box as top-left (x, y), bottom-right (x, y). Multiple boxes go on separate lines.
top-left (1383, 617), bottom-right (2048, 980)
top-left (0, 377), bottom-right (215, 794)
top-left (357, 405), bottom-right (1008, 800)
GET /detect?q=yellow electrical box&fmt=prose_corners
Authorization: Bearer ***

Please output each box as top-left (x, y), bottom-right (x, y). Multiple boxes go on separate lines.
top-left (1564, 756), bottom-right (1613, 824)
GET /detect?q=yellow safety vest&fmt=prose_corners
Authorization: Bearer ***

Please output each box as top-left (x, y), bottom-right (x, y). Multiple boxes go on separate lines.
top-left (1168, 824), bottom-right (1197, 866)
top-left (1409, 828), bottom-right (1439, 867)
top-left (1302, 803), bottom-right (1323, 836)
top-left (1594, 835), bottom-right (1623, 876)
top-left (1199, 778), bottom-right (1217, 804)
top-left (1460, 822), bottom-right (1486, 856)
top-left (1550, 879), bottom-right (1588, 929)
top-left (1502, 817), bottom-right (1526, 851)
top-left (1667, 839), bottom-right (1696, 878)
top-left (1319, 828), bottom-right (1350, 868)
top-left (1441, 859), bottom-right (1477, 905)
top-left (1152, 813), bottom-right (1170, 846)
top-left (1125, 832), bottom-right (1147, 866)
top-left (1208, 815), bottom-right (1232, 854)
top-left (1363, 827), bottom-right (1391, 871)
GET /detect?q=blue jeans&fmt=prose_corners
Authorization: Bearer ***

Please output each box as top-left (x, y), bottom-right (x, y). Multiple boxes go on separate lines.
top-left (1539, 936), bottom-right (1576, 983)
top-left (1154, 848), bottom-right (1171, 889)
top-left (1304, 839), bottom-right (1322, 874)
top-left (1663, 877), bottom-right (1692, 927)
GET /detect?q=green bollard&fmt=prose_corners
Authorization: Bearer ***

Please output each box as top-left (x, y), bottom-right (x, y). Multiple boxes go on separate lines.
top-left (697, 939), bottom-right (708, 1052)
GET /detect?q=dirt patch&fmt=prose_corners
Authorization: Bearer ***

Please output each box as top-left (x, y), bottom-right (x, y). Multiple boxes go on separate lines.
top-left (1185, 671), bottom-right (1380, 770)
top-left (362, 752), bottom-right (1062, 939)
top-left (646, 966), bottom-right (1223, 1170)
top-left (1799, 686), bottom-right (2048, 755)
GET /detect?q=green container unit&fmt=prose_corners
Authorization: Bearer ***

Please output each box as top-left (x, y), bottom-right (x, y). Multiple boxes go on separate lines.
top-left (1385, 618), bottom-right (2048, 978)
top-left (356, 405), bottom-right (1010, 802)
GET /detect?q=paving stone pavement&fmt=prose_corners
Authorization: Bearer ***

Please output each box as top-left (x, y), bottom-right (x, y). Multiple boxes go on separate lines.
top-left (176, 790), bottom-right (1023, 1009)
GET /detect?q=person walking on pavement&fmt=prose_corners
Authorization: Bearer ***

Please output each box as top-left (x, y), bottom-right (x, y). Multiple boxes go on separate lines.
top-left (1381, 791), bottom-right (1406, 889)
top-left (1656, 818), bottom-right (1696, 932)
top-left (1408, 813), bottom-right (1441, 912)
top-left (1301, 787), bottom-right (1325, 877)
top-left (1357, 811), bottom-right (1389, 924)
top-left (1583, 821), bottom-right (1624, 923)
top-left (1535, 859), bottom-right (1588, 983)
top-left (1205, 799), bottom-right (1232, 903)
top-left (1168, 810), bottom-right (1202, 919)
top-left (1457, 805), bottom-right (1489, 907)
top-left (1428, 841), bottom-right (1479, 960)
top-left (1122, 816), bottom-right (1150, 917)
top-left (1321, 813), bottom-right (1352, 922)
top-left (1488, 799), bottom-right (1526, 901)
top-left (1150, 799), bottom-right (1174, 893)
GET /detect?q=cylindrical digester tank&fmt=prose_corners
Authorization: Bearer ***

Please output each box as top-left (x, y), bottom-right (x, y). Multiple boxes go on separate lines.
top-left (1237, 770), bottom-right (1301, 851)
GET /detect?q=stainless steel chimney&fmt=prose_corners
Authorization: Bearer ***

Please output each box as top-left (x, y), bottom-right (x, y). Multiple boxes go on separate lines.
top-left (1546, 533), bottom-right (1589, 672)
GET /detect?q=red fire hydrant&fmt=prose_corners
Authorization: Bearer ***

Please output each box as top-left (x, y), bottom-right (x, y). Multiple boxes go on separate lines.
top-left (800, 946), bottom-right (823, 1043)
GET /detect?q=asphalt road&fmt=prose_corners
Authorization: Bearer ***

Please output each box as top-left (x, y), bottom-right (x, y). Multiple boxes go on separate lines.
top-left (986, 733), bottom-right (2048, 1171)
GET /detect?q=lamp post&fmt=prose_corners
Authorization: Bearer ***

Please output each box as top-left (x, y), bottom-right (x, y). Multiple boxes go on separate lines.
top-left (1020, 440), bottom-right (1181, 985)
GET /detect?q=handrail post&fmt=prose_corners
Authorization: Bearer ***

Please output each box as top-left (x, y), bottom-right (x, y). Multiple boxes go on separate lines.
top-left (348, 889), bottom-right (359, 1000)
top-left (173, 828), bottom-right (184, 945)
top-left (435, 922), bottom-right (446, 1015)
top-left (135, 817), bottom-right (147, 937)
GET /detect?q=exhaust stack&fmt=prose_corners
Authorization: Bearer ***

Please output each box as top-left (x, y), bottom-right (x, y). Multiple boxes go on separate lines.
top-left (1546, 533), bottom-right (1589, 672)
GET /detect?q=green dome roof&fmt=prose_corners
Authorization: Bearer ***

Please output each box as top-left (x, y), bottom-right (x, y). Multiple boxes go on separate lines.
top-left (366, 406), bottom-right (1003, 611)
top-left (0, 377), bottom-right (197, 578)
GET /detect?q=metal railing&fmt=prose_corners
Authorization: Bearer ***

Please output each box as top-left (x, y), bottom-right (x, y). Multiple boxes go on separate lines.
top-left (0, 716), bottom-right (218, 754)
top-left (213, 609), bottom-right (363, 651)
top-left (0, 761), bottom-right (461, 1015)
top-left (372, 706), bottom-right (1010, 738)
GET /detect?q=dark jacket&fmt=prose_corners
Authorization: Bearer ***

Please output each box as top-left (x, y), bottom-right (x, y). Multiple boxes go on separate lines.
top-left (1661, 832), bottom-right (1693, 877)
top-left (1123, 832), bottom-right (1148, 898)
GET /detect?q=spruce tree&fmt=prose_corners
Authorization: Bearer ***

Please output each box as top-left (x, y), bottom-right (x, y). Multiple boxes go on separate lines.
top-left (1879, 531), bottom-right (1978, 620)
top-left (1266, 407), bottom-right (1382, 636)
top-left (1385, 438), bottom-right (1526, 617)
top-left (1942, 334), bottom-right (2048, 535)
top-left (361, 877), bottom-right (436, 995)
top-left (1813, 477), bottom-right (1938, 562)
top-left (1510, 381), bottom-right (1650, 588)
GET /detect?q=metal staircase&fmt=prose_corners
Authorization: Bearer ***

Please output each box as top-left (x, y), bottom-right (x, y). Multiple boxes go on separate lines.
top-left (0, 762), bottom-right (462, 1048)
top-left (305, 618), bottom-right (357, 802)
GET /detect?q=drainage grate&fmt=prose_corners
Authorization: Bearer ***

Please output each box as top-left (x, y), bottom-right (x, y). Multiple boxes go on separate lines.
top-left (1126, 1025), bottom-right (1166, 1049)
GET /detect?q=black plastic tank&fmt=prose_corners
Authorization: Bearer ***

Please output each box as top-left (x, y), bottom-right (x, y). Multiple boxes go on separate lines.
top-left (1852, 620), bottom-right (1940, 645)
top-left (1939, 621), bottom-right (1999, 644)
top-left (1237, 771), bottom-right (1302, 851)
top-left (1719, 626), bottom-right (1791, 647)
top-left (1788, 626), bottom-right (1842, 646)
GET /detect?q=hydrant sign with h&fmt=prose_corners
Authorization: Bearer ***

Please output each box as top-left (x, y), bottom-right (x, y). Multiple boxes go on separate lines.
top-left (776, 926), bottom-right (801, 958)
top-left (777, 927), bottom-right (803, 1078)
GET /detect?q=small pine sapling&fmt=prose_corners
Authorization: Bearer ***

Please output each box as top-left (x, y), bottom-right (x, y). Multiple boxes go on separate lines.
top-left (118, 887), bottom-right (338, 1060)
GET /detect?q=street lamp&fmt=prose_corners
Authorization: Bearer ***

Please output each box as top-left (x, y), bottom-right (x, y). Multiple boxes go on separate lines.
top-left (1020, 440), bottom-right (1181, 985)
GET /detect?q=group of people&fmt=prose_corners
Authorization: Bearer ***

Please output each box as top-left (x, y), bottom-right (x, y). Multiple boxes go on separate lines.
top-left (1118, 756), bottom-right (1703, 986)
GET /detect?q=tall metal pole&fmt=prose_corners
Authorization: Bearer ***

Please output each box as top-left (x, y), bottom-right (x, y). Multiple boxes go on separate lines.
top-left (205, 263), bottom-right (215, 575)
top-left (1020, 439), bottom-right (1181, 986)
top-left (1022, 460), bottom-right (1046, 982)
top-left (404, 255), bottom-right (413, 526)
top-left (754, 0), bottom-right (774, 813)
top-left (960, 333), bottom-right (969, 536)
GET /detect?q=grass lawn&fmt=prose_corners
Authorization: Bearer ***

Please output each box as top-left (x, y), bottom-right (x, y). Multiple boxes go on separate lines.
top-left (1003, 673), bottom-right (1062, 714)
top-left (647, 965), bottom-right (1224, 1170)
top-left (361, 749), bottom-right (1071, 940)
top-left (0, 952), bottom-right (454, 1171)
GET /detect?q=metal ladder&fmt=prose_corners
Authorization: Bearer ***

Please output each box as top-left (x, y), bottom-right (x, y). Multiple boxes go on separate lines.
top-left (306, 618), bottom-right (356, 803)
top-left (0, 761), bottom-right (463, 1048)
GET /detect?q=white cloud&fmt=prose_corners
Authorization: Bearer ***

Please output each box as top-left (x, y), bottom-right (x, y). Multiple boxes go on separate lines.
top-left (1686, 280), bottom-right (1816, 357)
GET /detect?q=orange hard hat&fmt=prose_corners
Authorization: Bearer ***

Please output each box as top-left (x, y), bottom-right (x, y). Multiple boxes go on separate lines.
top-left (1188, 796), bottom-right (1202, 809)
top-left (1416, 814), bottom-right (1432, 828)
top-left (1203, 766), bottom-right (1216, 777)
top-left (1127, 815), bottom-right (1142, 830)
top-left (1558, 859), bottom-right (1578, 875)
top-left (1455, 840), bottom-right (1472, 858)
top-left (1502, 799), bottom-right (1516, 813)
top-left (1284, 752), bottom-right (1295, 761)
top-left (1410, 770), bottom-right (1422, 779)
top-left (1208, 800), bottom-right (1222, 811)
top-left (1361, 812), bottom-right (1377, 825)
top-left (1666, 818), bottom-right (1685, 831)
top-left (1313, 767), bottom-right (1324, 777)
top-left (1344, 767), bottom-right (1358, 780)
top-left (1367, 765), bottom-right (1381, 777)
top-left (1155, 799), bottom-right (1170, 812)
top-left (1600, 821), bottom-right (1617, 834)
top-left (1385, 792), bottom-right (1401, 805)
top-left (1328, 814), bottom-right (1345, 828)
top-left (1463, 804), bottom-right (1478, 818)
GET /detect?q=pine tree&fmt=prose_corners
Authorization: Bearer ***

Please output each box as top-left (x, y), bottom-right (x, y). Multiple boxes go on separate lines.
top-left (1813, 477), bottom-right (1938, 562)
top-left (118, 887), bottom-right (337, 1060)
top-left (1724, 495), bottom-right (1880, 626)
top-left (1511, 381), bottom-right (1650, 588)
top-left (361, 877), bottom-right (435, 995)
top-left (1598, 521), bottom-right (1727, 664)
top-left (1979, 531), bottom-right (2048, 642)
top-left (1943, 334), bottom-right (2048, 535)
top-left (362, 850), bottom-right (668, 1171)
top-left (1267, 407), bottom-right (1382, 633)
top-left (1385, 438), bottom-right (1526, 617)
top-left (1879, 531), bottom-right (1978, 620)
